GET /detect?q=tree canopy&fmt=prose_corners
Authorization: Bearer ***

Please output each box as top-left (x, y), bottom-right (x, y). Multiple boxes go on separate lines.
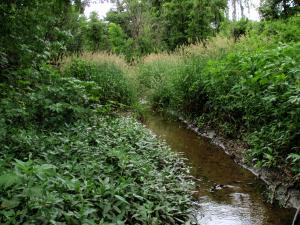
top-left (259, 0), bottom-right (300, 19)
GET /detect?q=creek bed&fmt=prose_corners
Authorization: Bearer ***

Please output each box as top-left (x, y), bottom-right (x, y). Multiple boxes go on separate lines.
top-left (143, 112), bottom-right (298, 225)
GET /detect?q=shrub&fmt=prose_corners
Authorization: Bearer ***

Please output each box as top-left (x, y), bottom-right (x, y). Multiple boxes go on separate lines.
top-left (0, 116), bottom-right (193, 224)
top-left (65, 59), bottom-right (135, 106)
top-left (0, 65), bottom-right (92, 129)
top-left (139, 19), bottom-right (300, 175)
top-left (0, 59), bottom-right (193, 224)
top-left (250, 16), bottom-right (300, 43)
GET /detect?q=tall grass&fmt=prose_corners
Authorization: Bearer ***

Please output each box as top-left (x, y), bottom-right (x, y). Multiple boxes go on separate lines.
top-left (179, 36), bottom-right (234, 57)
top-left (64, 59), bottom-right (136, 106)
top-left (62, 52), bottom-right (140, 101)
top-left (62, 52), bottom-right (129, 74)
top-left (137, 17), bottom-right (300, 176)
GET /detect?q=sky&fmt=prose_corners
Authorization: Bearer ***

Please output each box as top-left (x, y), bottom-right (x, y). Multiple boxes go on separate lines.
top-left (228, 0), bottom-right (260, 21)
top-left (84, 0), bottom-right (261, 21)
top-left (84, 1), bottom-right (116, 19)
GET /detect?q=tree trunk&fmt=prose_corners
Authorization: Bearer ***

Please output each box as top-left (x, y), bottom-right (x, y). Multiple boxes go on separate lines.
top-left (232, 0), bottom-right (237, 21)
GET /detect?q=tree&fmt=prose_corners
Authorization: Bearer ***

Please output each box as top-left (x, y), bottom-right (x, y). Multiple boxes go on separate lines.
top-left (0, 0), bottom-right (86, 74)
top-left (161, 0), bottom-right (227, 49)
top-left (108, 23), bottom-right (128, 54)
top-left (188, 0), bottom-right (227, 43)
top-left (106, 0), bottom-right (162, 58)
top-left (104, 0), bottom-right (228, 54)
top-left (86, 12), bottom-right (108, 52)
top-left (259, 0), bottom-right (300, 19)
top-left (66, 15), bottom-right (88, 56)
top-left (161, 0), bottom-right (190, 49)
top-left (105, 2), bottom-right (131, 36)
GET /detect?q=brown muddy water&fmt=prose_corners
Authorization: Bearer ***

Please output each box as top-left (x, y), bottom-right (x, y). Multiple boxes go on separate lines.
top-left (143, 112), bottom-right (298, 225)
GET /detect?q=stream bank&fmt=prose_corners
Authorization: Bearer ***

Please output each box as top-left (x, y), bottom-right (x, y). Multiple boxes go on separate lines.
top-left (176, 113), bottom-right (300, 212)
top-left (142, 110), bottom-right (299, 225)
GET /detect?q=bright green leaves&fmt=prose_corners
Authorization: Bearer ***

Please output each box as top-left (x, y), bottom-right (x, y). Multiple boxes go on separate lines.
top-left (139, 35), bottom-right (300, 176)
top-left (0, 173), bottom-right (22, 190)
top-left (287, 153), bottom-right (300, 175)
top-left (0, 31), bottom-right (194, 223)
top-left (108, 23), bottom-right (128, 55)
top-left (0, 116), bottom-right (193, 224)
top-left (86, 12), bottom-right (107, 52)
top-left (0, 60), bottom-right (135, 132)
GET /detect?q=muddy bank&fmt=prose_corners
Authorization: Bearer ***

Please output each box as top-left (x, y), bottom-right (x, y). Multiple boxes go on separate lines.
top-left (173, 112), bottom-right (300, 212)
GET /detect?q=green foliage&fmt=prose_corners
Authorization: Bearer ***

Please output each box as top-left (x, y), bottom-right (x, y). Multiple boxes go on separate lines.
top-left (0, 116), bottom-right (193, 224)
top-left (160, 0), bottom-right (227, 49)
top-left (138, 58), bottom-right (184, 108)
top-left (65, 59), bottom-right (134, 106)
top-left (250, 15), bottom-right (300, 43)
top-left (65, 59), bottom-right (135, 105)
top-left (1, 65), bottom-right (87, 129)
top-left (0, 60), bottom-right (136, 159)
top-left (0, 0), bottom-right (85, 72)
top-left (259, 0), bottom-right (300, 19)
top-left (104, 0), bottom-right (228, 57)
top-left (139, 17), bottom-right (300, 175)
top-left (231, 18), bottom-right (249, 41)
top-left (108, 23), bottom-right (129, 55)
top-left (1, 1), bottom-right (196, 224)
top-left (0, 0), bottom-right (228, 63)
top-left (0, 59), bottom-right (193, 223)
top-left (86, 12), bottom-right (108, 52)
top-left (105, 1), bottom-right (132, 37)
top-left (287, 153), bottom-right (300, 175)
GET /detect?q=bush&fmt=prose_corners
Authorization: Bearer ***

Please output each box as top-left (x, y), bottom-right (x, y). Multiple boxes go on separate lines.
top-left (250, 16), bottom-right (300, 43)
top-left (0, 65), bottom-right (93, 129)
top-left (65, 59), bottom-right (135, 106)
top-left (0, 59), bottom-right (136, 130)
top-left (139, 18), bottom-right (300, 175)
top-left (232, 18), bottom-right (249, 41)
top-left (0, 59), bottom-right (194, 224)
top-left (0, 116), bottom-right (193, 224)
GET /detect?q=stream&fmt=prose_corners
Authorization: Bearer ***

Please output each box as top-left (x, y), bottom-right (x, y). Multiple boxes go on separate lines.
top-left (143, 112), bottom-right (298, 225)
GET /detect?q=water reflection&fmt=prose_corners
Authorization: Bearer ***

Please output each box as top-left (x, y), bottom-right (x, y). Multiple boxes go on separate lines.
top-left (196, 193), bottom-right (265, 225)
top-left (143, 112), bottom-right (296, 225)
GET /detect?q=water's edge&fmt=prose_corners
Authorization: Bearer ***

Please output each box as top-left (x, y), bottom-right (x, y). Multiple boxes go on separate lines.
top-left (141, 109), bottom-right (299, 225)
top-left (172, 111), bottom-right (300, 211)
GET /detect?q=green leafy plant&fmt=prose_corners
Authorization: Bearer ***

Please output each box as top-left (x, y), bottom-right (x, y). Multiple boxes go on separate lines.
top-left (139, 17), bottom-right (300, 176)
top-left (0, 116), bottom-right (194, 224)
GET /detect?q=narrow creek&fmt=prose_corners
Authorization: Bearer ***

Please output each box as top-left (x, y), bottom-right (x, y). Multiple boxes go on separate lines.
top-left (143, 111), bottom-right (298, 225)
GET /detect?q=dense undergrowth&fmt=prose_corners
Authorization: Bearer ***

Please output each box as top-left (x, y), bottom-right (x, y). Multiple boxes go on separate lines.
top-left (138, 16), bottom-right (300, 178)
top-left (1, 1), bottom-right (299, 223)
top-left (0, 59), bottom-right (193, 224)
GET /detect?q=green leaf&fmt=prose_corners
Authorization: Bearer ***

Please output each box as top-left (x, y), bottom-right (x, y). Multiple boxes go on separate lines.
top-left (115, 195), bottom-right (129, 204)
top-left (0, 173), bottom-right (22, 189)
